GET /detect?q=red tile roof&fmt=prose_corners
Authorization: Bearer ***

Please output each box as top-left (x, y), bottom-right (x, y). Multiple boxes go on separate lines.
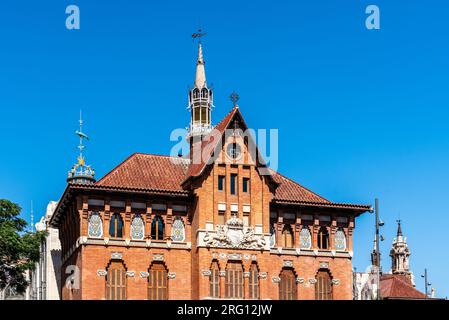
top-left (380, 274), bottom-right (427, 300)
top-left (95, 153), bottom-right (190, 194)
top-left (91, 152), bottom-right (369, 210)
top-left (89, 107), bottom-right (370, 211)
top-left (271, 171), bottom-right (330, 203)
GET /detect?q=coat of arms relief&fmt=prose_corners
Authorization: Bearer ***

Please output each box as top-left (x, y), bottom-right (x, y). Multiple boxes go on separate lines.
top-left (203, 215), bottom-right (266, 250)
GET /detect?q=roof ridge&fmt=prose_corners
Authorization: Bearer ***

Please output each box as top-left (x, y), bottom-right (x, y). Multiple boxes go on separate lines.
top-left (272, 169), bottom-right (331, 202)
top-left (133, 152), bottom-right (190, 161)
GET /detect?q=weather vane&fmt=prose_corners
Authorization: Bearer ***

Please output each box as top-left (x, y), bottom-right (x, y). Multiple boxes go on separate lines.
top-left (75, 110), bottom-right (89, 166)
top-left (192, 28), bottom-right (207, 43)
top-left (230, 91), bottom-right (240, 106)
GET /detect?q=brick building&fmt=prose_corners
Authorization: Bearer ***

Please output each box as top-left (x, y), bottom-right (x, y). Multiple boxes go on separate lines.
top-left (49, 41), bottom-right (371, 300)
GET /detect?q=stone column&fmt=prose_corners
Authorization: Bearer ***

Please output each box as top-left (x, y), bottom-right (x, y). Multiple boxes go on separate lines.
top-left (165, 203), bottom-right (173, 241)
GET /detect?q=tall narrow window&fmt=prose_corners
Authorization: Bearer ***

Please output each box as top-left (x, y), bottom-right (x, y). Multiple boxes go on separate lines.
top-left (279, 268), bottom-right (297, 300)
top-left (88, 212), bottom-right (103, 238)
top-left (130, 214), bottom-right (145, 240)
top-left (225, 261), bottom-right (243, 299)
top-left (318, 227), bottom-right (329, 250)
top-left (151, 216), bottom-right (164, 240)
top-left (106, 261), bottom-right (126, 300)
top-left (109, 213), bottom-right (123, 238)
top-left (282, 225), bottom-right (294, 248)
top-left (148, 262), bottom-right (167, 300)
top-left (249, 263), bottom-right (259, 299)
top-left (210, 260), bottom-right (220, 298)
top-left (242, 177), bottom-right (250, 193)
top-left (218, 175), bottom-right (225, 191)
top-left (230, 174), bottom-right (237, 195)
top-left (315, 270), bottom-right (333, 300)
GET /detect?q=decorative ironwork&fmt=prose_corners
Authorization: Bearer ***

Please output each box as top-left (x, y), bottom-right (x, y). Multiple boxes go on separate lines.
top-left (230, 91), bottom-right (240, 105)
top-left (67, 111), bottom-right (95, 184)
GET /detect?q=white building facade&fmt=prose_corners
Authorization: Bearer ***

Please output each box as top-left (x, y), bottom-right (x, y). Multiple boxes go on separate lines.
top-left (27, 201), bottom-right (61, 300)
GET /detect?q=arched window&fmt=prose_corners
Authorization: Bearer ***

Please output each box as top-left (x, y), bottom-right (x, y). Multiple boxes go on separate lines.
top-left (317, 226), bottom-right (329, 250)
top-left (315, 270), bottom-right (333, 300)
top-left (193, 88), bottom-right (199, 99)
top-left (279, 268), bottom-right (297, 300)
top-left (109, 213), bottom-right (123, 238)
top-left (88, 212), bottom-right (103, 238)
top-left (194, 107), bottom-right (200, 123)
top-left (335, 228), bottom-right (346, 251)
top-left (151, 216), bottom-right (164, 240)
top-left (281, 225), bottom-right (294, 248)
top-left (148, 262), bottom-right (167, 300)
top-left (106, 261), bottom-right (126, 300)
top-left (299, 227), bottom-right (312, 249)
top-left (171, 217), bottom-right (185, 242)
top-left (249, 263), bottom-right (259, 299)
top-left (225, 261), bottom-right (243, 299)
top-left (201, 88), bottom-right (208, 98)
top-left (130, 214), bottom-right (145, 240)
top-left (209, 260), bottom-right (220, 298)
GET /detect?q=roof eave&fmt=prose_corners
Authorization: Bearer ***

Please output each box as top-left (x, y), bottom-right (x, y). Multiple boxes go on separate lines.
top-left (271, 199), bottom-right (372, 213)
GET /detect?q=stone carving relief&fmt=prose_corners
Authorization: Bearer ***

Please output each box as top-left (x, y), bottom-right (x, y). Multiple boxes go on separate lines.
top-left (202, 270), bottom-right (212, 276)
top-left (111, 252), bottom-right (122, 260)
top-left (296, 277), bottom-right (305, 284)
top-left (153, 253), bottom-right (164, 261)
top-left (283, 260), bottom-right (293, 268)
top-left (203, 215), bottom-right (266, 249)
top-left (97, 269), bottom-right (107, 276)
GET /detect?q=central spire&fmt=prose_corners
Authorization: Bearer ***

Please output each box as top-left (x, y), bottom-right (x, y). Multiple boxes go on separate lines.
top-left (187, 30), bottom-right (214, 140)
top-left (390, 220), bottom-right (411, 277)
top-left (195, 43), bottom-right (206, 88)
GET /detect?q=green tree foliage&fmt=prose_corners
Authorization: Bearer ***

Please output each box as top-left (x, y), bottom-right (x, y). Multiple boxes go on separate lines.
top-left (0, 199), bottom-right (46, 295)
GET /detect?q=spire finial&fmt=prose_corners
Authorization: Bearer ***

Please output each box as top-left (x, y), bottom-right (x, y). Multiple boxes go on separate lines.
top-left (192, 28), bottom-right (207, 88)
top-left (67, 111), bottom-right (95, 184)
top-left (230, 91), bottom-right (240, 106)
top-left (192, 28), bottom-right (207, 44)
top-left (396, 219), bottom-right (403, 237)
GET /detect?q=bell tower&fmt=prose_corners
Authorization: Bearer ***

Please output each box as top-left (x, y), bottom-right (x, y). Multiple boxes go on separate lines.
top-left (390, 220), bottom-right (411, 276)
top-left (187, 30), bottom-right (213, 141)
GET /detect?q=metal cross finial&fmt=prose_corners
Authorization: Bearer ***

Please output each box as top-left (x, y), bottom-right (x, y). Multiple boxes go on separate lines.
top-left (230, 91), bottom-right (239, 106)
top-left (192, 28), bottom-right (207, 43)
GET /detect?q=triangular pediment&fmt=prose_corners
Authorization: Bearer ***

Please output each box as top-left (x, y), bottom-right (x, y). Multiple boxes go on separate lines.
top-left (183, 106), bottom-right (277, 189)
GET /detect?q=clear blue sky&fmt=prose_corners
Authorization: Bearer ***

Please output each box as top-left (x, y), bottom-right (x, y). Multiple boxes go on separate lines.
top-left (1, 0), bottom-right (448, 297)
